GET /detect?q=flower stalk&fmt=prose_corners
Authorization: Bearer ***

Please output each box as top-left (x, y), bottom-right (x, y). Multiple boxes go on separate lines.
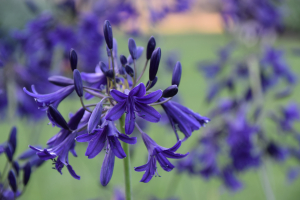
top-left (119, 114), bottom-right (132, 200)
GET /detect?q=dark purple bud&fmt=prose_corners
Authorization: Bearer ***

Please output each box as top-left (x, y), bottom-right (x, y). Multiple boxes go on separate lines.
top-left (13, 161), bottom-right (20, 176)
top-left (146, 36), bottom-right (156, 60)
top-left (172, 61), bottom-right (182, 87)
top-left (88, 101), bottom-right (103, 134)
top-left (149, 47), bottom-right (161, 81)
top-left (5, 144), bottom-right (13, 162)
top-left (69, 49), bottom-right (77, 71)
top-left (120, 55), bottom-right (127, 66)
top-left (48, 76), bottom-right (73, 86)
top-left (128, 38), bottom-right (137, 60)
top-left (146, 76), bottom-right (158, 90)
top-left (8, 126), bottom-right (17, 156)
top-left (103, 20), bottom-right (113, 49)
top-left (119, 66), bottom-right (126, 75)
top-left (100, 62), bottom-right (108, 74)
top-left (105, 70), bottom-right (114, 79)
top-left (162, 85), bottom-right (178, 98)
top-left (48, 105), bottom-right (70, 130)
top-left (125, 65), bottom-right (134, 77)
top-left (8, 170), bottom-right (17, 192)
top-left (100, 145), bottom-right (115, 186)
top-left (23, 162), bottom-right (32, 186)
top-left (73, 69), bottom-right (83, 97)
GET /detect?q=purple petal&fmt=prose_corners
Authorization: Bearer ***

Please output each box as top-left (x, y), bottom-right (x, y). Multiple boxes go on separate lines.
top-left (118, 134), bottom-right (137, 144)
top-left (108, 136), bottom-right (126, 159)
top-left (134, 163), bottom-right (148, 172)
top-left (88, 101), bottom-right (103, 134)
top-left (110, 89), bottom-right (128, 102)
top-left (76, 133), bottom-right (96, 142)
top-left (67, 165), bottom-right (80, 180)
top-left (129, 83), bottom-right (146, 97)
top-left (100, 147), bottom-right (115, 186)
top-left (155, 151), bottom-right (174, 172)
top-left (135, 102), bottom-right (161, 122)
top-left (85, 130), bottom-right (106, 159)
top-left (125, 108), bottom-right (135, 135)
top-left (162, 151), bottom-right (189, 159)
top-left (105, 101), bottom-right (126, 121)
top-left (135, 90), bottom-right (162, 104)
top-left (168, 140), bottom-right (182, 152)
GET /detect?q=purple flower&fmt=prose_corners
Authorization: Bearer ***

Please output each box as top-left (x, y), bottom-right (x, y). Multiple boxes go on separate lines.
top-left (29, 108), bottom-right (85, 180)
top-left (81, 64), bottom-right (107, 99)
top-left (105, 83), bottom-right (162, 135)
top-left (134, 132), bottom-right (188, 183)
top-left (23, 85), bottom-right (74, 111)
top-left (76, 120), bottom-right (137, 159)
top-left (265, 142), bottom-right (286, 161)
top-left (100, 143), bottom-right (115, 186)
top-left (221, 167), bottom-right (242, 191)
top-left (160, 98), bottom-right (210, 140)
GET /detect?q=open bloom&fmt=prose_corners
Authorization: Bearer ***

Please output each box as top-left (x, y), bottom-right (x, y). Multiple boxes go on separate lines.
top-left (76, 120), bottom-right (137, 159)
top-left (29, 108), bottom-right (85, 180)
top-left (134, 132), bottom-right (188, 183)
top-left (105, 83), bottom-right (162, 134)
top-left (159, 98), bottom-right (210, 140)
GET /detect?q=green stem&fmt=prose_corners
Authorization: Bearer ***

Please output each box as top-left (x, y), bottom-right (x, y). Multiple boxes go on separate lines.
top-left (119, 115), bottom-right (132, 200)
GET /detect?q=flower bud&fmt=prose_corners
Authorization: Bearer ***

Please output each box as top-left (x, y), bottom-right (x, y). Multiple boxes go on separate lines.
top-left (47, 105), bottom-right (70, 130)
top-left (13, 161), bottom-right (20, 176)
top-left (48, 76), bottom-right (73, 86)
top-left (99, 62), bottom-right (108, 74)
top-left (128, 38), bottom-right (137, 60)
top-left (146, 36), bottom-right (156, 60)
top-left (120, 55), bottom-right (127, 66)
top-left (162, 85), bottom-right (178, 98)
top-left (105, 70), bottom-right (114, 79)
top-left (88, 101), bottom-right (103, 134)
top-left (146, 76), bottom-right (158, 90)
top-left (73, 69), bottom-right (83, 97)
top-left (172, 61), bottom-right (182, 87)
top-left (5, 144), bottom-right (13, 162)
top-left (125, 65), bottom-right (134, 77)
top-left (8, 170), bottom-right (17, 192)
top-left (127, 47), bottom-right (144, 65)
top-left (8, 126), bottom-right (17, 156)
top-left (149, 47), bottom-right (161, 81)
top-left (23, 162), bottom-right (32, 186)
top-left (103, 20), bottom-right (113, 49)
top-left (69, 49), bottom-right (77, 71)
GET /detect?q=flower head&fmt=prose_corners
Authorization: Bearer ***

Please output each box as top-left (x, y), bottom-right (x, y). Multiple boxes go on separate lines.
top-left (105, 83), bottom-right (162, 134)
top-left (134, 132), bottom-right (188, 183)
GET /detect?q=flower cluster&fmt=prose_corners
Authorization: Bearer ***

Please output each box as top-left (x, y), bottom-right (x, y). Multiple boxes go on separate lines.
top-left (0, 127), bottom-right (44, 199)
top-left (24, 20), bottom-right (209, 185)
top-left (177, 0), bottom-right (299, 192)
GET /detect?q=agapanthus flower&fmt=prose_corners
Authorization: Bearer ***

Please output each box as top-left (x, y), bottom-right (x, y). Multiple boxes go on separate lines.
top-left (134, 132), bottom-right (188, 183)
top-left (29, 108), bottom-right (85, 180)
top-left (159, 98), bottom-right (210, 140)
top-left (76, 120), bottom-right (137, 159)
top-left (105, 83), bottom-right (162, 135)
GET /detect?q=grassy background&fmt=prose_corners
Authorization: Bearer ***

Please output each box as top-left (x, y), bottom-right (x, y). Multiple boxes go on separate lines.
top-left (1, 33), bottom-right (300, 200)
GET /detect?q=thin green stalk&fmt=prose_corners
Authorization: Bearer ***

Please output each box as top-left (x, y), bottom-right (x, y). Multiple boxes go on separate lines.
top-left (119, 115), bottom-right (132, 200)
top-left (248, 56), bottom-right (275, 200)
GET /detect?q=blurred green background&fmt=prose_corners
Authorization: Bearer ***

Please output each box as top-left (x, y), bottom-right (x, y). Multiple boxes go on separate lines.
top-left (1, 32), bottom-right (300, 200)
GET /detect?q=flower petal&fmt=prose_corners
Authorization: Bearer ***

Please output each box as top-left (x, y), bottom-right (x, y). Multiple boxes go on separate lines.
top-left (76, 133), bottom-right (96, 142)
top-left (135, 102), bottom-right (161, 122)
top-left (105, 101), bottom-right (127, 121)
top-left (85, 130), bottom-right (106, 159)
top-left (118, 134), bottom-right (137, 144)
top-left (135, 90), bottom-right (162, 104)
top-left (67, 165), bottom-right (80, 180)
top-left (129, 83), bottom-right (146, 97)
top-left (125, 108), bottom-right (135, 135)
top-left (162, 151), bottom-right (189, 159)
top-left (100, 146), bottom-right (115, 186)
top-left (108, 136), bottom-right (126, 159)
top-left (110, 89), bottom-right (128, 102)
top-left (134, 163), bottom-right (148, 172)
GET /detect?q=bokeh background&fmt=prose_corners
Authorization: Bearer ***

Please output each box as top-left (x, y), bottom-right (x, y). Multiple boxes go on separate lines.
top-left (1, 0), bottom-right (300, 199)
